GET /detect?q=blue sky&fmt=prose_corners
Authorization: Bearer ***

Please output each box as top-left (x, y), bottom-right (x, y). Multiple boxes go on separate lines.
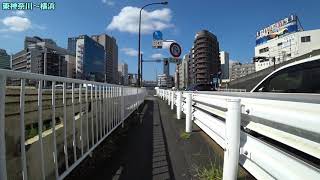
top-left (1, 0), bottom-right (320, 80)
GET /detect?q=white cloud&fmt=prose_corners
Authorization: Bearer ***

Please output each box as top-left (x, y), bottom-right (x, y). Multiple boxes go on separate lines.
top-left (151, 53), bottom-right (164, 59)
top-left (102, 0), bottom-right (115, 6)
top-left (1, 16), bottom-right (31, 32)
top-left (13, 10), bottom-right (26, 16)
top-left (107, 6), bottom-right (173, 34)
top-left (121, 48), bottom-right (140, 57)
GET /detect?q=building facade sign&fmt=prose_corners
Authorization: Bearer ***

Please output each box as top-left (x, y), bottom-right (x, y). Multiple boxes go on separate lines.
top-left (256, 15), bottom-right (298, 45)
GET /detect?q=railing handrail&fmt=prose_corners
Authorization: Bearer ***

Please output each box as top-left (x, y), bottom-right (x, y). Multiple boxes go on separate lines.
top-left (216, 88), bottom-right (247, 92)
top-left (0, 69), bottom-right (147, 180)
top-left (0, 69), bottom-right (126, 87)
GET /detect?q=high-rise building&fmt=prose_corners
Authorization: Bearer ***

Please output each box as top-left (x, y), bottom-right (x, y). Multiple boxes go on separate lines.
top-left (163, 59), bottom-right (169, 76)
top-left (65, 54), bottom-right (76, 78)
top-left (157, 74), bottom-right (173, 88)
top-left (0, 49), bottom-right (10, 69)
top-left (12, 36), bottom-right (67, 77)
top-left (118, 63), bottom-right (128, 85)
top-left (193, 30), bottom-right (220, 84)
top-left (91, 34), bottom-right (118, 84)
top-left (220, 51), bottom-right (229, 79)
top-left (230, 62), bottom-right (255, 81)
top-left (177, 54), bottom-right (189, 89)
top-left (128, 73), bottom-right (138, 86)
top-left (174, 68), bottom-right (179, 88)
top-left (75, 35), bottom-right (105, 82)
top-left (188, 49), bottom-right (194, 85)
top-left (67, 37), bottom-right (77, 56)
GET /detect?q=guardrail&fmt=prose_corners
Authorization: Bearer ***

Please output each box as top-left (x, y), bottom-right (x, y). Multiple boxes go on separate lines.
top-left (155, 88), bottom-right (320, 180)
top-left (0, 69), bottom-right (146, 180)
top-left (216, 88), bottom-right (247, 92)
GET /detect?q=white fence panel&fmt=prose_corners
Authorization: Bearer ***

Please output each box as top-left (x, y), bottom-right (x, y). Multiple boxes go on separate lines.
top-left (0, 69), bottom-right (146, 180)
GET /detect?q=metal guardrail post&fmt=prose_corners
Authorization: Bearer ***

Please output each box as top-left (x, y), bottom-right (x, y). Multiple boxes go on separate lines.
top-left (161, 90), bottom-right (164, 100)
top-left (168, 91), bottom-right (171, 105)
top-left (165, 90), bottom-right (167, 100)
top-left (185, 93), bottom-right (192, 133)
top-left (0, 75), bottom-right (7, 180)
top-left (223, 98), bottom-right (241, 180)
top-left (38, 80), bottom-right (46, 179)
top-left (121, 87), bottom-right (125, 128)
top-left (171, 91), bottom-right (174, 110)
top-left (162, 90), bottom-right (164, 100)
top-left (176, 91), bottom-right (182, 120)
top-left (20, 79), bottom-right (28, 180)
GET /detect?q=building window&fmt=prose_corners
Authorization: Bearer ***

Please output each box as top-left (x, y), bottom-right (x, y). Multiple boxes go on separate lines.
top-left (301, 36), bottom-right (311, 43)
top-left (259, 47), bottom-right (269, 53)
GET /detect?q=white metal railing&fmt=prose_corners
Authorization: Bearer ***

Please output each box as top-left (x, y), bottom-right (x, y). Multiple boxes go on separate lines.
top-left (155, 88), bottom-right (320, 180)
top-left (216, 88), bottom-right (247, 92)
top-left (0, 69), bottom-right (146, 180)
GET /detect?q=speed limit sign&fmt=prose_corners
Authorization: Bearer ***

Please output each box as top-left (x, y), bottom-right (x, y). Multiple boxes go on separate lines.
top-left (169, 42), bottom-right (182, 58)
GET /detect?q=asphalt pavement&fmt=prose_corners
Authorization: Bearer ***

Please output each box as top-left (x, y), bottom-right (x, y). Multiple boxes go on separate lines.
top-left (65, 94), bottom-right (253, 180)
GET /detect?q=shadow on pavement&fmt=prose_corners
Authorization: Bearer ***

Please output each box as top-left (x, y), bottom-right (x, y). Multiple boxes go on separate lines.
top-left (65, 98), bottom-right (174, 180)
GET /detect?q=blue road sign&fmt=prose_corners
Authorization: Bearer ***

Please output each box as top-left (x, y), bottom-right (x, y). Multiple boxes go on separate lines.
top-left (153, 31), bottom-right (163, 40)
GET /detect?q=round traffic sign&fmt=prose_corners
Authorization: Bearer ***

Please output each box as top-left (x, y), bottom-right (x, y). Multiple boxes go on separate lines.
top-left (169, 42), bottom-right (182, 58)
top-left (153, 31), bottom-right (163, 40)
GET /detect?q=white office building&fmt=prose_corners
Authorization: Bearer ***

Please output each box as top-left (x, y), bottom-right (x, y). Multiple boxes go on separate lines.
top-left (220, 51), bottom-right (229, 79)
top-left (157, 74), bottom-right (173, 88)
top-left (118, 63), bottom-right (128, 85)
top-left (177, 54), bottom-right (189, 89)
top-left (230, 62), bottom-right (255, 81)
top-left (65, 54), bottom-right (76, 78)
top-left (255, 29), bottom-right (320, 71)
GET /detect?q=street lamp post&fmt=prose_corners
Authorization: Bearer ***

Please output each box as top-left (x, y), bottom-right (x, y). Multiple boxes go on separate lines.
top-left (138, 1), bottom-right (168, 87)
top-left (141, 53), bottom-right (143, 86)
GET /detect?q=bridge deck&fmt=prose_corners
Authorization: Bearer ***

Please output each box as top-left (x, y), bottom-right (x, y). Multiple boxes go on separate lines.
top-left (65, 95), bottom-right (252, 180)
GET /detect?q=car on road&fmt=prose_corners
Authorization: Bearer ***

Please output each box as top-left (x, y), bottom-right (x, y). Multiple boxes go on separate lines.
top-left (55, 84), bottom-right (64, 89)
top-left (186, 83), bottom-right (216, 91)
top-left (251, 55), bottom-right (320, 93)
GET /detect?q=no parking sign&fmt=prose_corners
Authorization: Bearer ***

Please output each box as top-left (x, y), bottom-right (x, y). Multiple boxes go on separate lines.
top-left (169, 42), bottom-right (182, 58)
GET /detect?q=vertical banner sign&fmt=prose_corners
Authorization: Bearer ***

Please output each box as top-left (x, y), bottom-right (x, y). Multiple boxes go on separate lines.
top-left (153, 31), bottom-right (163, 49)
